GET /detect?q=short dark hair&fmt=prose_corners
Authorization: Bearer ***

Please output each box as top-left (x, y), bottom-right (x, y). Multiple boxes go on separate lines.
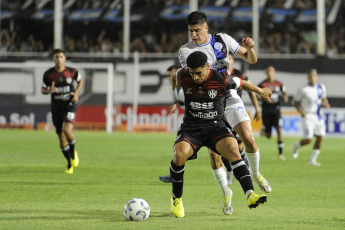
top-left (52, 49), bottom-right (66, 56)
top-left (187, 11), bottom-right (207, 25)
top-left (186, 51), bottom-right (208, 69)
top-left (167, 65), bottom-right (180, 72)
top-left (307, 68), bottom-right (317, 75)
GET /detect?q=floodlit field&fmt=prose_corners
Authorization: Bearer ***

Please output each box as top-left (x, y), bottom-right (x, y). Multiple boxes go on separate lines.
top-left (1, 130), bottom-right (344, 229)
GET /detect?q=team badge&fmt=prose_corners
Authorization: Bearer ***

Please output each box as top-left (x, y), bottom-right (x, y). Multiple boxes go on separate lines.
top-left (208, 89), bottom-right (217, 98)
top-left (214, 42), bottom-right (223, 50)
top-left (66, 77), bottom-right (72, 84)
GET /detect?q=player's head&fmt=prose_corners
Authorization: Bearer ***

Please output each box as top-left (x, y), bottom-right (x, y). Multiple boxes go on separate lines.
top-left (167, 65), bottom-right (180, 90)
top-left (186, 51), bottom-right (210, 84)
top-left (307, 68), bottom-right (318, 86)
top-left (265, 65), bottom-right (275, 81)
top-left (187, 11), bottom-right (209, 45)
top-left (52, 49), bottom-right (66, 68)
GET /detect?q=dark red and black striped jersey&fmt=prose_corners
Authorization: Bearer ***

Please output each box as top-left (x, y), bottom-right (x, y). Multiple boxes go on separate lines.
top-left (42, 66), bottom-right (82, 109)
top-left (177, 68), bottom-right (241, 125)
top-left (258, 79), bottom-right (286, 110)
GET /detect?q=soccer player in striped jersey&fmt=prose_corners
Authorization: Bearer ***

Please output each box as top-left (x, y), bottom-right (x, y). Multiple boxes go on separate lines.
top-left (178, 11), bottom-right (272, 199)
top-left (258, 65), bottom-right (289, 160)
top-left (292, 69), bottom-right (330, 166)
top-left (41, 49), bottom-right (83, 174)
top-left (170, 51), bottom-right (271, 218)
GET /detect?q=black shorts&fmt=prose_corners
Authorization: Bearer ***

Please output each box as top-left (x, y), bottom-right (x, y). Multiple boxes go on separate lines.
top-left (52, 102), bottom-right (77, 134)
top-left (174, 121), bottom-right (235, 160)
top-left (262, 109), bottom-right (281, 133)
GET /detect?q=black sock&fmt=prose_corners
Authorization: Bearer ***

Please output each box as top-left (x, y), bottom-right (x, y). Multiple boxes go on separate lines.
top-left (221, 157), bottom-right (232, 172)
top-left (170, 160), bottom-right (185, 198)
top-left (278, 141), bottom-right (284, 155)
top-left (61, 146), bottom-right (71, 167)
top-left (231, 160), bottom-right (254, 196)
top-left (69, 139), bottom-right (76, 159)
top-left (239, 148), bottom-right (245, 160)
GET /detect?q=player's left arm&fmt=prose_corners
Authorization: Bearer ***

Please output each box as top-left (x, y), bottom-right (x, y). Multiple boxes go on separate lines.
top-left (71, 71), bottom-right (83, 103)
top-left (235, 37), bottom-right (257, 64)
top-left (241, 80), bottom-right (272, 103)
top-left (322, 98), bottom-right (330, 109)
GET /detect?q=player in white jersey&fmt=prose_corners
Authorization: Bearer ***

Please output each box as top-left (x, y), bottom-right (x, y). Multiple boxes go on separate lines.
top-left (292, 69), bottom-right (330, 166)
top-left (178, 11), bottom-right (271, 198)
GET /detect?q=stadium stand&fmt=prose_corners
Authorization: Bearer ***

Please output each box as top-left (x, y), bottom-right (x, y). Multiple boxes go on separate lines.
top-left (0, 0), bottom-right (344, 55)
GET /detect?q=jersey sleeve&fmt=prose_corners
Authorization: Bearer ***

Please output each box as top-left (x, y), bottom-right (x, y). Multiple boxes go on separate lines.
top-left (221, 33), bottom-right (240, 54)
top-left (178, 46), bottom-right (190, 69)
top-left (74, 69), bottom-right (82, 82)
top-left (225, 71), bottom-right (242, 90)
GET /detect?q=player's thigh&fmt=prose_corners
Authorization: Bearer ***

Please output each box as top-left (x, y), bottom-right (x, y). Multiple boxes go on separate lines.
top-left (262, 112), bottom-right (273, 133)
top-left (234, 120), bottom-right (254, 141)
top-left (314, 119), bottom-right (326, 137)
top-left (215, 137), bottom-right (241, 162)
top-left (174, 130), bottom-right (203, 163)
top-left (224, 102), bottom-right (250, 128)
top-left (52, 111), bottom-right (63, 134)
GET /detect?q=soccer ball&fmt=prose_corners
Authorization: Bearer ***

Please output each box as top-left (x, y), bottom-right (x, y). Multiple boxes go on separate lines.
top-left (123, 198), bottom-right (150, 221)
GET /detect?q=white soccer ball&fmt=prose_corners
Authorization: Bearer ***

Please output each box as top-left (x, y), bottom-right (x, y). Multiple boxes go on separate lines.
top-left (123, 198), bottom-right (150, 221)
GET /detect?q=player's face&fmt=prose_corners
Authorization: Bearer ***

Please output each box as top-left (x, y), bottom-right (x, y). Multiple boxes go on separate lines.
top-left (266, 66), bottom-right (275, 81)
top-left (188, 23), bottom-right (209, 45)
top-left (308, 71), bottom-right (318, 86)
top-left (53, 52), bottom-right (66, 68)
top-left (189, 63), bottom-right (210, 84)
top-left (167, 69), bottom-right (178, 88)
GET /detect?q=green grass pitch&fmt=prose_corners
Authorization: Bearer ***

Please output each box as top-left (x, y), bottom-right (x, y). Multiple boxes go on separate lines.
top-left (1, 130), bottom-right (344, 229)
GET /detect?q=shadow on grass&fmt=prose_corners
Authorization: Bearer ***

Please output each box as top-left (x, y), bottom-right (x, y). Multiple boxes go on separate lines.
top-left (0, 209), bottom-right (173, 222)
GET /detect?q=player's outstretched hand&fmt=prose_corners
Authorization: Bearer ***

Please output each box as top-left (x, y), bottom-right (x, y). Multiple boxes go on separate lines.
top-left (261, 87), bottom-right (272, 103)
top-left (242, 37), bottom-right (255, 49)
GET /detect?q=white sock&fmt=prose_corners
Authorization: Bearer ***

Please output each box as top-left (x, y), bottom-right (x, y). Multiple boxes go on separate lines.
top-left (310, 149), bottom-right (320, 162)
top-left (246, 150), bottom-right (260, 178)
top-left (212, 165), bottom-right (231, 196)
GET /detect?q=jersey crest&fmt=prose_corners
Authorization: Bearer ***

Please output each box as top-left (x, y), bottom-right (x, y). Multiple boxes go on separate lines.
top-left (208, 89), bottom-right (217, 99)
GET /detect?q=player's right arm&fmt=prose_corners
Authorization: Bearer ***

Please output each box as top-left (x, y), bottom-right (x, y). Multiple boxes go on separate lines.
top-left (41, 81), bottom-right (56, 94)
top-left (292, 88), bottom-right (305, 117)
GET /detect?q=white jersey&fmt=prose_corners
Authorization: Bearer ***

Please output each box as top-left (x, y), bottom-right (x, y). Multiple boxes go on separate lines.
top-left (294, 83), bottom-right (327, 118)
top-left (178, 33), bottom-right (240, 71)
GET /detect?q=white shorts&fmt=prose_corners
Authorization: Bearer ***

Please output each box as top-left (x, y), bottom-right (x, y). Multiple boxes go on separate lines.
top-left (224, 100), bottom-right (250, 128)
top-left (301, 114), bottom-right (326, 139)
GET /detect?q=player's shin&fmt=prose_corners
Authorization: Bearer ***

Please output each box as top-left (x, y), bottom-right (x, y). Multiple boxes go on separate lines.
top-left (245, 150), bottom-right (260, 178)
top-left (231, 159), bottom-right (254, 198)
top-left (61, 145), bottom-right (71, 166)
top-left (170, 160), bottom-right (185, 198)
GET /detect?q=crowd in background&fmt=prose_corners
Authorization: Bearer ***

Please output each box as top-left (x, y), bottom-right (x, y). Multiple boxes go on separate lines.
top-left (0, 0), bottom-right (345, 56)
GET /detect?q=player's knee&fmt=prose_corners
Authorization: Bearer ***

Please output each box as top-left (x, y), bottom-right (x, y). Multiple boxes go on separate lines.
top-left (174, 144), bottom-right (191, 165)
top-left (265, 133), bottom-right (272, 139)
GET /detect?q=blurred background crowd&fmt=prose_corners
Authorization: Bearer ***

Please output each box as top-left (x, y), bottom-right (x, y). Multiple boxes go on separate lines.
top-left (0, 0), bottom-right (344, 56)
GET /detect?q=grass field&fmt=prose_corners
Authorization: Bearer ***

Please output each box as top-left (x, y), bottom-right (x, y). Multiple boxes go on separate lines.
top-left (1, 130), bottom-right (345, 230)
